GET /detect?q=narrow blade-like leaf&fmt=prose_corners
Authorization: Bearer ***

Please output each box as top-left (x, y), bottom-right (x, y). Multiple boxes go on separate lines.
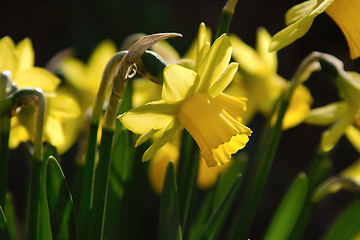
top-left (46, 156), bottom-right (76, 240)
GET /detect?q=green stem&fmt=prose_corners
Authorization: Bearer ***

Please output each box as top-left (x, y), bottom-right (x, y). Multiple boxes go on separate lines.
top-left (0, 72), bottom-right (11, 210)
top-left (77, 51), bottom-right (127, 240)
top-left (227, 77), bottom-right (298, 240)
top-left (177, 130), bottom-right (199, 236)
top-left (89, 128), bottom-right (114, 240)
top-left (215, 0), bottom-right (238, 39)
top-left (76, 123), bottom-right (99, 240)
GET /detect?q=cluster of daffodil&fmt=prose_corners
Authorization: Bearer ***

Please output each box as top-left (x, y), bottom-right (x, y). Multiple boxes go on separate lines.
top-left (1, 0), bottom-right (360, 239)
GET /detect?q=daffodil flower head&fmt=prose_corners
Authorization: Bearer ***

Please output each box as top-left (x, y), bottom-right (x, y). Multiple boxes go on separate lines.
top-left (229, 28), bottom-right (313, 129)
top-left (0, 36), bottom-right (81, 152)
top-left (59, 40), bottom-right (117, 109)
top-left (119, 34), bottom-right (252, 167)
top-left (270, 0), bottom-right (360, 59)
top-left (305, 61), bottom-right (360, 152)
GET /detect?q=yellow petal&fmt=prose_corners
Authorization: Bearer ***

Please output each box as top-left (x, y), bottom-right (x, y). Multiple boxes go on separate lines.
top-left (48, 90), bottom-right (81, 118)
top-left (230, 34), bottom-right (264, 75)
top-left (142, 120), bottom-right (181, 162)
top-left (177, 92), bottom-right (251, 167)
top-left (285, 0), bottom-right (317, 25)
top-left (0, 36), bottom-right (17, 73)
top-left (87, 40), bottom-right (117, 82)
top-left (341, 158), bottom-right (360, 183)
top-left (135, 128), bottom-right (158, 147)
top-left (197, 157), bottom-right (229, 189)
top-left (14, 67), bottom-right (60, 91)
top-left (15, 38), bottom-right (34, 72)
top-left (118, 100), bottom-right (177, 134)
top-left (45, 115), bottom-right (65, 148)
top-left (270, 0), bottom-right (334, 52)
top-left (345, 125), bottom-right (360, 152)
top-left (326, 0), bottom-right (360, 58)
top-left (148, 143), bottom-right (179, 194)
top-left (197, 34), bottom-right (232, 92)
top-left (305, 101), bottom-right (348, 126)
top-left (60, 58), bottom-right (87, 90)
top-left (208, 62), bottom-right (238, 97)
top-left (256, 27), bottom-right (277, 74)
top-left (162, 64), bottom-right (199, 103)
top-left (183, 22), bottom-right (212, 62)
top-left (282, 84), bottom-right (313, 129)
top-left (132, 78), bottom-right (162, 107)
top-left (9, 117), bottom-right (30, 149)
top-left (214, 93), bottom-right (247, 120)
top-left (321, 115), bottom-right (353, 152)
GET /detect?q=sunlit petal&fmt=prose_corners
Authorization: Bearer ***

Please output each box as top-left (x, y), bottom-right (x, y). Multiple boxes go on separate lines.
top-left (14, 67), bottom-right (60, 91)
top-left (15, 38), bottom-right (34, 71)
top-left (118, 100), bottom-right (178, 134)
top-left (162, 64), bottom-right (199, 103)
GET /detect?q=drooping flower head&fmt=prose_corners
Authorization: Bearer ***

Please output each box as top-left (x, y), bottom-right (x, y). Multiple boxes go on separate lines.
top-left (119, 34), bottom-right (251, 167)
top-left (305, 60), bottom-right (360, 152)
top-left (0, 36), bottom-right (81, 152)
top-left (270, 0), bottom-right (360, 59)
top-left (229, 28), bottom-right (313, 129)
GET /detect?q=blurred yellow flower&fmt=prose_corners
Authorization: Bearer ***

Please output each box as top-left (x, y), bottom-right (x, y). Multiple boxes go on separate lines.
top-left (0, 36), bottom-right (81, 152)
top-left (229, 28), bottom-right (313, 129)
top-left (305, 71), bottom-right (360, 152)
top-left (119, 34), bottom-right (251, 167)
top-left (270, 0), bottom-right (360, 59)
top-left (59, 40), bottom-right (117, 110)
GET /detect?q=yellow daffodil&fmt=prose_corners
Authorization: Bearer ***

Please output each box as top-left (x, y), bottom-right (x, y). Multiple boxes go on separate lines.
top-left (270, 0), bottom-right (360, 59)
top-left (119, 34), bottom-right (251, 167)
top-left (0, 36), bottom-right (81, 152)
top-left (59, 40), bottom-right (117, 110)
top-left (229, 28), bottom-right (313, 129)
top-left (305, 70), bottom-right (360, 152)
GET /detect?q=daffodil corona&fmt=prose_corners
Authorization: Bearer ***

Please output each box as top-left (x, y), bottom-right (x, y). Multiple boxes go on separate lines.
top-left (119, 34), bottom-right (251, 167)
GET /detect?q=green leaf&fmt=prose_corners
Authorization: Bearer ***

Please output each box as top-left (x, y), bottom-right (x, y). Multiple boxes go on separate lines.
top-left (46, 156), bottom-right (76, 240)
top-left (188, 192), bottom-right (213, 240)
top-left (159, 161), bottom-right (182, 240)
top-left (322, 199), bottom-right (360, 240)
top-left (202, 174), bottom-right (242, 240)
top-left (177, 130), bottom-right (199, 234)
top-left (263, 173), bottom-right (308, 240)
top-left (0, 206), bottom-right (10, 240)
top-left (5, 194), bottom-right (17, 240)
top-left (26, 159), bottom-right (53, 240)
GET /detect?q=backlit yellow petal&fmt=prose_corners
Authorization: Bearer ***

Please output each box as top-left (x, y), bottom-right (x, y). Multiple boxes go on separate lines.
top-left (256, 28), bottom-right (277, 74)
top-left (15, 38), bottom-right (34, 72)
top-left (285, 0), bottom-right (317, 25)
top-left (14, 67), bottom-right (60, 91)
top-left (0, 36), bottom-right (17, 73)
top-left (230, 34), bottom-right (263, 75)
top-left (9, 117), bottom-right (30, 149)
top-left (321, 115), bottom-right (353, 152)
top-left (305, 101), bottom-right (348, 125)
top-left (197, 34), bottom-right (232, 92)
top-left (88, 40), bottom-right (117, 81)
top-left (345, 125), bottom-right (360, 152)
top-left (118, 100), bottom-right (178, 134)
top-left (45, 115), bottom-right (65, 148)
top-left (148, 143), bottom-right (179, 194)
top-left (208, 62), bottom-right (238, 97)
top-left (60, 58), bottom-right (87, 90)
top-left (269, 16), bottom-right (315, 52)
top-left (162, 64), bottom-right (199, 103)
top-left (142, 120), bottom-right (181, 162)
top-left (48, 90), bottom-right (82, 118)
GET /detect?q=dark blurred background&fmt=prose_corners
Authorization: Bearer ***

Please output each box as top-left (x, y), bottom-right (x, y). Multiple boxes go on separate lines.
top-left (2, 0), bottom-right (359, 239)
